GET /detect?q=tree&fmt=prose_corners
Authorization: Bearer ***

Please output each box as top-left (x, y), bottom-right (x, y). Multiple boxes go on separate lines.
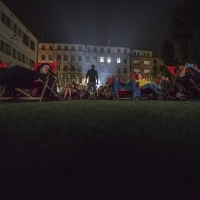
top-left (160, 39), bottom-right (175, 65)
top-left (169, 0), bottom-right (200, 65)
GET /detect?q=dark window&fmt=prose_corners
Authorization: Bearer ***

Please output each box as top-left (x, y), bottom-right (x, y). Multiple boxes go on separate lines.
top-left (1, 41), bottom-right (11, 55)
top-left (57, 55), bottom-right (61, 61)
top-left (117, 67), bottom-right (121, 73)
top-left (78, 56), bottom-right (82, 61)
top-left (1, 12), bottom-right (11, 29)
top-left (23, 33), bottom-right (29, 46)
top-left (64, 55), bottom-right (68, 61)
top-left (30, 40), bottom-right (35, 51)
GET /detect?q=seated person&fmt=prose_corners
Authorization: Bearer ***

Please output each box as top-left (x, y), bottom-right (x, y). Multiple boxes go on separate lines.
top-left (175, 63), bottom-right (200, 84)
top-left (112, 77), bottom-right (140, 100)
top-left (62, 82), bottom-right (77, 100)
top-left (0, 63), bottom-right (54, 87)
top-left (137, 72), bottom-right (160, 92)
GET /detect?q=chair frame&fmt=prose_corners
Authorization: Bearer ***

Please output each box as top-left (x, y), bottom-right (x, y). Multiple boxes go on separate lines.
top-left (0, 62), bottom-right (61, 102)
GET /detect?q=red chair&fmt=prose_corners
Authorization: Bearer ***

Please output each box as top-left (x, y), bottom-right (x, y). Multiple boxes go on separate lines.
top-left (108, 77), bottom-right (132, 100)
top-left (165, 66), bottom-right (196, 99)
top-left (0, 62), bottom-right (61, 102)
top-left (131, 73), bottom-right (155, 100)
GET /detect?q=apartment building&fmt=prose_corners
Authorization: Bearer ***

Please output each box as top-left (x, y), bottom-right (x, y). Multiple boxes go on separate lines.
top-left (38, 43), bottom-right (131, 88)
top-left (131, 49), bottom-right (161, 78)
top-left (0, 0), bottom-right (38, 68)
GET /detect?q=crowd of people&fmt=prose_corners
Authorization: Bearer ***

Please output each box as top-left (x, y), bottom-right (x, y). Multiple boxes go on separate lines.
top-left (1, 63), bottom-right (200, 100)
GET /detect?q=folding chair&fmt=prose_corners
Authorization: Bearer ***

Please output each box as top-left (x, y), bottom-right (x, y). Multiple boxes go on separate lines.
top-left (131, 73), bottom-right (155, 100)
top-left (166, 66), bottom-right (195, 99)
top-left (108, 78), bottom-right (132, 100)
top-left (0, 62), bottom-right (61, 102)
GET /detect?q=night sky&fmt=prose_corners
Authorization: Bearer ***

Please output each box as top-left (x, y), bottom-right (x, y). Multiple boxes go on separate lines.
top-left (3, 0), bottom-right (184, 56)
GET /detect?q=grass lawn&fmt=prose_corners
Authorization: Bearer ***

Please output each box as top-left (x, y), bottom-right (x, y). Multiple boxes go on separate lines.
top-left (0, 100), bottom-right (200, 199)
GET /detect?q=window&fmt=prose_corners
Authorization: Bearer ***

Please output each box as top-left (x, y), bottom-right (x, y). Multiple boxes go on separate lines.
top-left (23, 33), bottom-right (29, 46)
top-left (71, 65), bottom-right (76, 71)
top-left (123, 58), bottom-right (127, 64)
top-left (30, 40), bottom-right (35, 51)
top-left (71, 55), bottom-right (75, 61)
top-left (117, 58), bottom-right (121, 63)
top-left (93, 56), bottom-right (97, 62)
top-left (133, 69), bottom-right (140, 73)
top-left (123, 67), bottom-right (127, 73)
top-left (57, 46), bottom-right (61, 51)
top-left (133, 60), bottom-right (140, 64)
top-left (49, 46), bottom-right (53, 50)
top-left (144, 70), bottom-right (150, 74)
top-left (107, 48), bottom-right (111, 53)
top-left (78, 56), bottom-right (82, 61)
top-left (42, 45), bottom-right (45, 50)
top-left (100, 57), bottom-right (104, 62)
top-left (12, 48), bottom-right (16, 58)
top-left (64, 65), bottom-right (68, 70)
top-left (86, 47), bottom-right (90, 52)
top-left (144, 61), bottom-right (150, 65)
top-left (107, 57), bottom-right (111, 63)
top-left (79, 46), bottom-right (82, 51)
top-left (64, 46), bottom-right (68, 51)
top-left (117, 49), bottom-right (120, 54)
top-left (1, 41), bottom-right (11, 55)
top-left (49, 55), bottom-right (53, 61)
top-left (14, 23), bottom-right (17, 34)
top-left (64, 55), bottom-right (68, 61)
top-left (134, 51), bottom-right (139, 55)
top-left (100, 48), bottom-right (104, 53)
top-left (117, 67), bottom-right (121, 73)
top-left (86, 56), bottom-right (90, 63)
top-left (71, 46), bottom-right (75, 51)
top-left (18, 51), bottom-right (21, 61)
top-left (41, 54), bottom-right (45, 60)
top-left (124, 49), bottom-right (127, 54)
top-left (57, 55), bottom-right (61, 61)
top-left (93, 47), bottom-right (97, 52)
top-left (1, 12), bottom-right (11, 29)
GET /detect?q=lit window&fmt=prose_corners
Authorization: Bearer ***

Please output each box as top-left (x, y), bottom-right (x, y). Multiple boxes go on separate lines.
top-left (107, 57), bottom-right (111, 63)
top-left (133, 60), bottom-right (140, 64)
top-left (100, 57), bottom-right (104, 62)
top-left (144, 61), bottom-right (150, 65)
top-left (117, 58), bottom-right (121, 63)
top-left (144, 70), bottom-right (150, 74)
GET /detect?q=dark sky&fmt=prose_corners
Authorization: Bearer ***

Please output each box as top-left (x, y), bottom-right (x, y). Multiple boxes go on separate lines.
top-left (3, 0), bottom-right (184, 56)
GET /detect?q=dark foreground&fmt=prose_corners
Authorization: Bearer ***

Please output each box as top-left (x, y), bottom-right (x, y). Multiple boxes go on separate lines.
top-left (0, 100), bottom-right (200, 200)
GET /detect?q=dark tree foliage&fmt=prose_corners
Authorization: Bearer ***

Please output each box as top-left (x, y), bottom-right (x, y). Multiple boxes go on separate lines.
top-left (160, 39), bottom-right (175, 65)
top-left (169, 0), bottom-right (200, 65)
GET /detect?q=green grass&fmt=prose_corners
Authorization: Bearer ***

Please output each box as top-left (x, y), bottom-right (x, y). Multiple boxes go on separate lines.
top-left (0, 100), bottom-right (200, 199)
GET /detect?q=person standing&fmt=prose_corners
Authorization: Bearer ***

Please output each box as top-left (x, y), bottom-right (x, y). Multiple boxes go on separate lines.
top-left (85, 65), bottom-right (98, 99)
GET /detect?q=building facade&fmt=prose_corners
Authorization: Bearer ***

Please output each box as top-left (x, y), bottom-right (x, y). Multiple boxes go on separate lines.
top-left (130, 49), bottom-right (161, 80)
top-left (0, 0), bottom-right (38, 68)
top-left (38, 43), bottom-right (131, 88)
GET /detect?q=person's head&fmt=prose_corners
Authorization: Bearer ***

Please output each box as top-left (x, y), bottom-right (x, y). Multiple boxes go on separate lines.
top-left (91, 65), bottom-right (95, 69)
top-left (137, 72), bottom-right (143, 80)
top-left (36, 63), bottom-right (51, 74)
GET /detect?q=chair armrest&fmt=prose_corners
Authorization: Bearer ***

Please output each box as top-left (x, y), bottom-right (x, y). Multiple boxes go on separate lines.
top-left (177, 73), bottom-right (193, 81)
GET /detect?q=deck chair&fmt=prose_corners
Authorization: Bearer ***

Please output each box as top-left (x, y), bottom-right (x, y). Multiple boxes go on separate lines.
top-left (108, 77), bottom-right (132, 100)
top-left (0, 62), bottom-right (61, 102)
top-left (166, 66), bottom-right (196, 99)
top-left (131, 73), bottom-right (156, 100)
